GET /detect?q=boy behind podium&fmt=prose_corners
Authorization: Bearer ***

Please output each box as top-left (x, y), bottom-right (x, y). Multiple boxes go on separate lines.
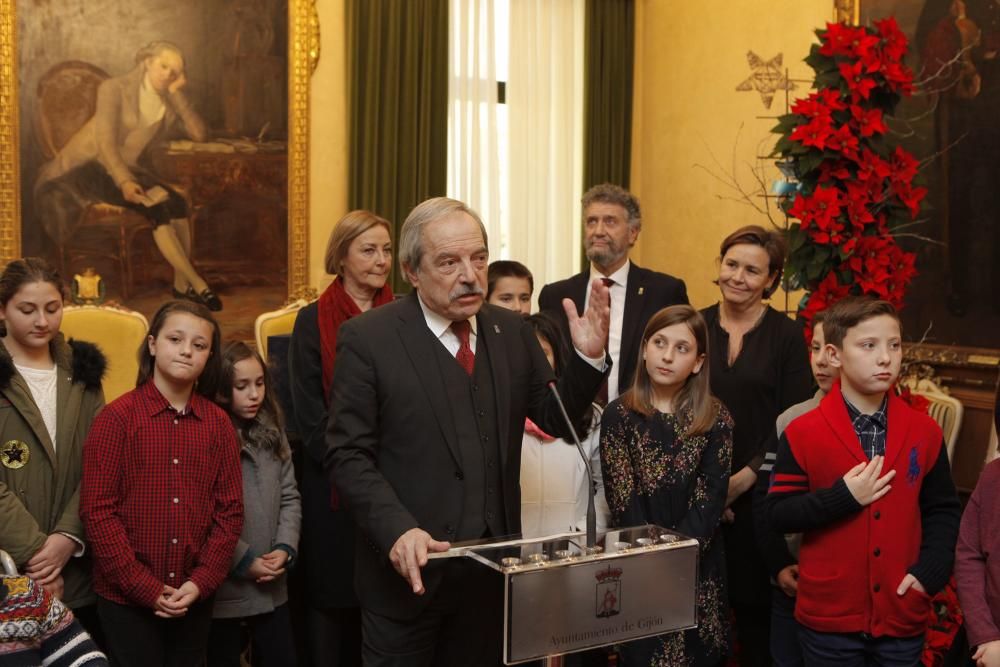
top-left (764, 297), bottom-right (960, 666)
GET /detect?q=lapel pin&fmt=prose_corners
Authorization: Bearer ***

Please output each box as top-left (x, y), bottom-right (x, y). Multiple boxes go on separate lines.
top-left (638, 287), bottom-right (644, 295)
top-left (494, 324), bottom-right (501, 334)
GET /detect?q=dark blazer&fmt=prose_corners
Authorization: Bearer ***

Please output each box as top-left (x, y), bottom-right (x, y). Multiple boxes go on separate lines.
top-left (538, 263), bottom-right (688, 394)
top-left (288, 302), bottom-right (359, 609)
top-left (325, 293), bottom-right (605, 618)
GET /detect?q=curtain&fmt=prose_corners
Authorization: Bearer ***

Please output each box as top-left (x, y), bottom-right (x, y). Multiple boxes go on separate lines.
top-left (447, 0), bottom-right (501, 252)
top-left (348, 0), bottom-right (449, 294)
top-left (583, 0), bottom-right (635, 191)
top-left (507, 0), bottom-right (586, 296)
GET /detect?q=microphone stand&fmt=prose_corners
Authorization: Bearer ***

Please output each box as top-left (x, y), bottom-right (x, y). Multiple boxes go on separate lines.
top-left (547, 381), bottom-right (598, 548)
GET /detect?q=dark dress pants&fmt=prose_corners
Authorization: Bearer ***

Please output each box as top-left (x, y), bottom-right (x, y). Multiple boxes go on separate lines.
top-left (361, 559), bottom-right (504, 667)
top-left (97, 595), bottom-right (213, 667)
top-left (797, 626), bottom-right (923, 667)
top-left (206, 603), bottom-right (298, 667)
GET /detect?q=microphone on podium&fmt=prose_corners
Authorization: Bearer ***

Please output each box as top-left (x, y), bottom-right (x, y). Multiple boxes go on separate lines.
top-left (546, 380), bottom-right (598, 548)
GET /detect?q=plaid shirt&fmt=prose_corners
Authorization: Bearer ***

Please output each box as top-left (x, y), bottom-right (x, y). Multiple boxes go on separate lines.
top-left (80, 381), bottom-right (243, 608)
top-left (843, 395), bottom-right (888, 460)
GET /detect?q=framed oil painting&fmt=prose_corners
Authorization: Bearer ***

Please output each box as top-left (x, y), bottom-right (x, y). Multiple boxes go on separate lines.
top-left (838, 0), bottom-right (1000, 352)
top-left (0, 0), bottom-right (316, 339)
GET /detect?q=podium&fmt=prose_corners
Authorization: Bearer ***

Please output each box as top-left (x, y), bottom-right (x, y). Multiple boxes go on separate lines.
top-left (431, 524), bottom-right (699, 664)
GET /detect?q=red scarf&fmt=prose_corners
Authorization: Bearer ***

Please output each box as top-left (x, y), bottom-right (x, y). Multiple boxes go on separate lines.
top-left (317, 277), bottom-right (393, 510)
top-left (317, 276), bottom-right (394, 402)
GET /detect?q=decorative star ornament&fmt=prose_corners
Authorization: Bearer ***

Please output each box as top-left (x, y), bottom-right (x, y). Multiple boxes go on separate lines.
top-left (736, 51), bottom-right (795, 109)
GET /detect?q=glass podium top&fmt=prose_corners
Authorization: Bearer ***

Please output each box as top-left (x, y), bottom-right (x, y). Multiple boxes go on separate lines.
top-left (430, 524), bottom-right (697, 574)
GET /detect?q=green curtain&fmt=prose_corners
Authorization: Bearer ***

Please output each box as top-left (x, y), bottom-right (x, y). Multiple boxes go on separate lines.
top-left (583, 0), bottom-right (635, 191)
top-left (347, 0), bottom-right (449, 294)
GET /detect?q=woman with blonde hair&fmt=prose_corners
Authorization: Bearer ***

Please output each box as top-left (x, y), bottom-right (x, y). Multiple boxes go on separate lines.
top-left (288, 210), bottom-right (393, 665)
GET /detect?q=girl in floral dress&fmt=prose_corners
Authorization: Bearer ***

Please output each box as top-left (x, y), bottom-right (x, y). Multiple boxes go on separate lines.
top-left (600, 305), bottom-right (733, 667)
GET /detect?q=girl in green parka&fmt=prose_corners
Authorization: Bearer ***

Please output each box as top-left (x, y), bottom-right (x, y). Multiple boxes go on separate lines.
top-left (0, 257), bottom-right (106, 637)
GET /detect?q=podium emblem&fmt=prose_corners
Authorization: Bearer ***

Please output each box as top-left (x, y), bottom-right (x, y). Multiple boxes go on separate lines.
top-left (594, 565), bottom-right (622, 618)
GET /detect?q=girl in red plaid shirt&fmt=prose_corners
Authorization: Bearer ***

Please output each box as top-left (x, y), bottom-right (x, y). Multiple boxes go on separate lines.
top-left (80, 301), bottom-right (243, 667)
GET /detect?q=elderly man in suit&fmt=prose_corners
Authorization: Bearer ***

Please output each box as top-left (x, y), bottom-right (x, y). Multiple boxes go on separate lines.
top-left (539, 183), bottom-right (688, 403)
top-left (326, 197), bottom-right (610, 666)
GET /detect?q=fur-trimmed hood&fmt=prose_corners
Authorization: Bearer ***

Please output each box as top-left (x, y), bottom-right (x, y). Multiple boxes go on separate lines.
top-left (0, 333), bottom-right (106, 391)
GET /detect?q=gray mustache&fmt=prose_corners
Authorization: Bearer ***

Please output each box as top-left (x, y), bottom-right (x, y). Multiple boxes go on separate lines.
top-left (450, 285), bottom-right (485, 300)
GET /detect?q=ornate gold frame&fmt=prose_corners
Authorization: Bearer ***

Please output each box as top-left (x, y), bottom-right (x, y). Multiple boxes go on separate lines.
top-left (834, 0), bottom-right (861, 24)
top-left (0, 0), bottom-right (319, 298)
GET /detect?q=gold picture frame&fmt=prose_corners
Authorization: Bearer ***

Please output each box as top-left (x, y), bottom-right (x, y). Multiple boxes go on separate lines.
top-left (0, 0), bottom-right (318, 300)
top-left (834, 0), bottom-right (861, 24)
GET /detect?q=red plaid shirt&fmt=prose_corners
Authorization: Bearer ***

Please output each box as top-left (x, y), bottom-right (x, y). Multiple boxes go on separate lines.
top-left (80, 381), bottom-right (243, 608)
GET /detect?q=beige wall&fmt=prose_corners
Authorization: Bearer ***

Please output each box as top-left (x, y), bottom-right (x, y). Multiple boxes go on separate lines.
top-left (308, 1), bottom-right (839, 299)
top-left (630, 0), bottom-right (834, 312)
top-left (309, 0), bottom-right (348, 290)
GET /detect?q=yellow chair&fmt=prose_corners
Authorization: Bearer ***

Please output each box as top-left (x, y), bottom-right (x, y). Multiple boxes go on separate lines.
top-left (254, 299), bottom-right (312, 362)
top-left (901, 377), bottom-right (964, 463)
top-left (61, 305), bottom-right (148, 402)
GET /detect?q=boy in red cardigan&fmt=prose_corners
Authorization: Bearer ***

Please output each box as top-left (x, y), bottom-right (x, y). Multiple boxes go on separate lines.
top-left (764, 297), bottom-right (960, 666)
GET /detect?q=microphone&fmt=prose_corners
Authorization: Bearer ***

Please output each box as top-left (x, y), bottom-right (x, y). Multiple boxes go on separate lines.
top-left (547, 380), bottom-right (598, 548)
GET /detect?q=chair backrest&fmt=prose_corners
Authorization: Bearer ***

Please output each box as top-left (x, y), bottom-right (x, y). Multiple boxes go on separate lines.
top-left (914, 390), bottom-right (964, 463)
top-left (254, 299), bottom-right (311, 362)
top-left (61, 305), bottom-right (148, 402)
top-left (34, 61), bottom-right (110, 159)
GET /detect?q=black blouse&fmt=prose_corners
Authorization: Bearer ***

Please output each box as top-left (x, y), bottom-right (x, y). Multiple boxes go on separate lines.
top-left (700, 304), bottom-right (813, 474)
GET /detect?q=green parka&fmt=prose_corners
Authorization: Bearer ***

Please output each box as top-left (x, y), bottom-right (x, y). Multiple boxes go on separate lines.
top-left (0, 333), bottom-right (105, 608)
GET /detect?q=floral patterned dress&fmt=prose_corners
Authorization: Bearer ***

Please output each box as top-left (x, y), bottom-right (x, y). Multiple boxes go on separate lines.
top-left (600, 399), bottom-right (734, 667)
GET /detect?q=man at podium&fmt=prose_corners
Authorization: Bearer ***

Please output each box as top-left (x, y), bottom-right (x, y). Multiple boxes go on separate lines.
top-left (326, 197), bottom-right (610, 666)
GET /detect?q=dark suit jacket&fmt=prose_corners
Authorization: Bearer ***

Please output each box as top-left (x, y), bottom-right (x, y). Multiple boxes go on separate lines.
top-left (325, 293), bottom-right (605, 618)
top-left (538, 263), bottom-right (688, 394)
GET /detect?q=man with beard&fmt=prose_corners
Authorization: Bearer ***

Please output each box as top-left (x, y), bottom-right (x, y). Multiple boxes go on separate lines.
top-left (539, 184), bottom-right (688, 405)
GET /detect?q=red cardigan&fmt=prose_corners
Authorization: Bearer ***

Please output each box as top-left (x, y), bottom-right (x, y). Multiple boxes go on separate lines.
top-left (765, 382), bottom-right (960, 637)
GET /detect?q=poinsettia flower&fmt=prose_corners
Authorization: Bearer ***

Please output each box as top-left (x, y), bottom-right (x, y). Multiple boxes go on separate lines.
top-left (817, 88), bottom-right (848, 111)
top-left (875, 17), bottom-right (909, 63)
top-left (857, 149), bottom-right (892, 185)
top-left (894, 183), bottom-right (927, 218)
top-left (897, 387), bottom-right (931, 414)
top-left (850, 105), bottom-right (888, 137)
top-left (845, 183), bottom-right (876, 231)
top-left (818, 160), bottom-right (853, 184)
top-left (890, 146), bottom-right (920, 184)
top-left (881, 61), bottom-right (915, 95)
top-left (799, 272), bottom-right (851, 334)
top-left (810, 185), bottom-right (844, 226)
top-left (820, 22), bottom-right (878, 60)
top-left (792, 96), bottom-right (830, 118)
top-left (827, 124), bottom-right (860, 160)
top-left (839, 60), bottom-right (878, 99)
top-left (790, 115), bottom-right (836, 150)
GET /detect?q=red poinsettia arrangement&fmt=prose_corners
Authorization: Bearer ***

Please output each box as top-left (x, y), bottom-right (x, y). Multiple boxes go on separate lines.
top-left (773, 19), bottom-right (925, 335)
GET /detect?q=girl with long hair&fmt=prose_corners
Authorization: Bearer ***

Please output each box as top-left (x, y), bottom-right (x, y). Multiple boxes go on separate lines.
top-left (208, 341), bottom-right (301, 666)
top-left (601, 305), bottom-right (734, 666)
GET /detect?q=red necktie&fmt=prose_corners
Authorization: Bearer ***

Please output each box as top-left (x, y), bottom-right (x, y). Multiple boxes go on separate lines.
top-left (597, 277), bottom-right (614, 405)
top-left (452, 320), bottom-right (475, 376)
